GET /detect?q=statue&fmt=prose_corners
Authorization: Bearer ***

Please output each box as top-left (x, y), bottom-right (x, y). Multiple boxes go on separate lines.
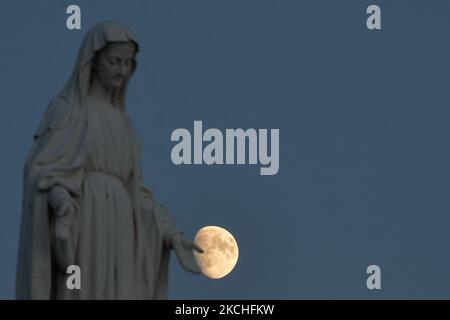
top-left (16, 21), bottom-right (203, 300)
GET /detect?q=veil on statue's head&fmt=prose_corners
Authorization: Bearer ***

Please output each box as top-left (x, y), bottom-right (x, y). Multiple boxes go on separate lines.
top-left (60, 20), bottom-right (139, 118)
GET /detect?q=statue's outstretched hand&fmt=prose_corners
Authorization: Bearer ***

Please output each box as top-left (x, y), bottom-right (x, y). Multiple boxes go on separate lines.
top-left (171, 233), bottom-right (204, 274)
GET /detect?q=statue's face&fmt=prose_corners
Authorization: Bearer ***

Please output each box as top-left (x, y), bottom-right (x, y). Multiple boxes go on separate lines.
top-left (93, 42), bottom-right (136, 91)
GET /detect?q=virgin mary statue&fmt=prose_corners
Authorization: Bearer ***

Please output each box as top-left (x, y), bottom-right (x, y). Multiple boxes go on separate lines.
top-left (16, 21), bottom-right (203, 300)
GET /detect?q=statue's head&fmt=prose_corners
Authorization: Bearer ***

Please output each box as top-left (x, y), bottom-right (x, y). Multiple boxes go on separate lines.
top-left (60, 21), bottom-right (140, 111)
top-left (91, 41), bottom-right (138, 92)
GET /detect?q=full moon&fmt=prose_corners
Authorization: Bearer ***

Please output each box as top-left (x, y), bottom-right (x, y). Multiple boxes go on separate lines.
top-left (193, 226), bottom-right (239, 279)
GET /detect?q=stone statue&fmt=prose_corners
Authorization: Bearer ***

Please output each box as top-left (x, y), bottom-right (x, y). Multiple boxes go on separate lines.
top-left (16, 21), bottom-right (203, 300)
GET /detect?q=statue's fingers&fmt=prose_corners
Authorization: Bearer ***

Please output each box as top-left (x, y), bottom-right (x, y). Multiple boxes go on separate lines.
top-left (57, 204), bottom-right (69, 217)
top-left (59, 210), bottom-right (73, 227)
top-left (58, 201), bottom-right (77, 218)
top-left (192, 243), bottom-right (204, 253)
top-left (189, 262), bottom-right (201, 274)
top-left (176, 250), bottom-right (198, 273)
top-left (66, 205), bottom-right (76, 219)
top-left (184, 256), bottom-right (200, 273)
top-left (182, 261), bottom-right (193, 273)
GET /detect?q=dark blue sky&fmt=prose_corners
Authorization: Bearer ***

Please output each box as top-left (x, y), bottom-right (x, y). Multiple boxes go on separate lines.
top-left (2, 0), bottom-right (450, 299)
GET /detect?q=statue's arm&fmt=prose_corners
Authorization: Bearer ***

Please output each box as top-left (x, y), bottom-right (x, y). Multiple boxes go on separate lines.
top-left (140, 186), bottom-right (203, 274)
top-left (29, 96), bottom-right (85, 198)
top-left (140, 186), bottom-right (182, 248)
top-left (130, 120), bottom-right (202, 274)
top-left (23, 97), bottom-right (81, 270)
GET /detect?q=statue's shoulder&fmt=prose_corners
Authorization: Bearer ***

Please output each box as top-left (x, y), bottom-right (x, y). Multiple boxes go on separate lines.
top-left (34, 96), bottom-right (72, 137)
top-left (46, 96), bottom-right (72, 129)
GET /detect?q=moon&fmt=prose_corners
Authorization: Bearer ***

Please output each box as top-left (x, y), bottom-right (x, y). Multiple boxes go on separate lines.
top-left (193, 226), bottom-right (239, 279)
